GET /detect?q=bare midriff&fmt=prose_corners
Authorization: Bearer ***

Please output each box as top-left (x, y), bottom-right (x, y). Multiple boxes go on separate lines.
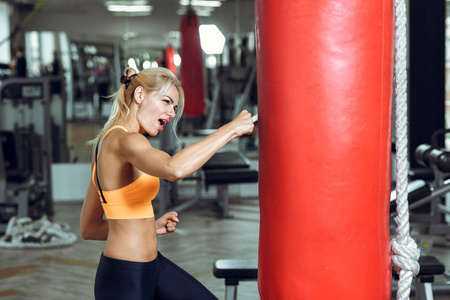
top-left (103, 218), bottom-right (158, 262)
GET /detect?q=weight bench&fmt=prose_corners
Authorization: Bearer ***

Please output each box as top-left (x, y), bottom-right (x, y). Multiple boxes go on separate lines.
top-left (392, 255), bottom-right (446, 300)
top-left (214, 255), bottom-right (446, 300)
top-left (414, 256), bottom-right (446, 300)
top-left (213, 259), bottom-right (258, 300)
top-left (203, 151), bottom-right (258, 218)
top-left (162, 151), bottom-right (258, 218)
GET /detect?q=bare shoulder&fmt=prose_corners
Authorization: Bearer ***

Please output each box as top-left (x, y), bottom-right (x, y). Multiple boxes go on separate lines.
top-left (98, 129), bottom-right (146, 158)
top-left (117, 131), bottom-right (155, 157)
top-left (118, 131), bottom-right (152, 148)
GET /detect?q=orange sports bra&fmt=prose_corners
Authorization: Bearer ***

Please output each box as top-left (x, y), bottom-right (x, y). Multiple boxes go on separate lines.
top-left (92, 126), bottom-right (160, 219)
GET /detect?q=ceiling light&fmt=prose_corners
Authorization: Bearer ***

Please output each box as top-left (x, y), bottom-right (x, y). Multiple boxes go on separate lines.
top-left (123, 32), bottom-right (138, 40)
top-left (127, 58), bottom-right (139, 71)
top-left (143, 60), bottom-right (151, 69)
top-left (199, 24), bottom-right (225, 54)
top-left (113, 12), bottom-right (151, 17)
top-left (179, 0), bottom-right (222, 7)
top-left (189, 6), bottom-right (214, 12)
top-left (205, 55), bottom-right (217, 69)
top-left (177, 8), bottom-right (213, 16)
top-left (107, 5), bottom-right (152, 12)
top-left (177, 10), bottom-right (212, 17)
top-left (104, 0), bottom-right (149, 5)
top-left (173, 53), bottom-right (181, 67)
top-left (177, 6), bottom-right (214, 12)
top-left (168, 31), bottom-right (181, 38)
top-left (195, 11), bottom-right (212, 16)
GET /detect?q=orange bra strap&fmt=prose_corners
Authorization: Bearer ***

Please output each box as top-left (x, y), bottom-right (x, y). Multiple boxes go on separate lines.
top-left (103, 125), bottom-right (128, 140)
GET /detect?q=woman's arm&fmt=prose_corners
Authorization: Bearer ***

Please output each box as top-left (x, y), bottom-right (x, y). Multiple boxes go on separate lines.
top-left (120, 110), bottom-right (254, 181)
top-left (80, 179), bottom-right (109, 240)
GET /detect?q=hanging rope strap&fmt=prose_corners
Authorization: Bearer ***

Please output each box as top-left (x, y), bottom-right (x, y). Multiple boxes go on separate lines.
top-left (0, 0), bottom-right (48, 48)
top-left (392, 0), bottom-right (421, 299)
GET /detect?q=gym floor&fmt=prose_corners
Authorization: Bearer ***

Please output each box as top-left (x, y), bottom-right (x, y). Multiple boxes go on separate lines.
top-left (0, 198), bottom-right (260, 300)
top-left (1, 199), bottom-right (450, 299)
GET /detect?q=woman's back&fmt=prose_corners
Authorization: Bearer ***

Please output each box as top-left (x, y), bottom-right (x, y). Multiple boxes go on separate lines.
top-left (95, 127), bottom-right (158, 262)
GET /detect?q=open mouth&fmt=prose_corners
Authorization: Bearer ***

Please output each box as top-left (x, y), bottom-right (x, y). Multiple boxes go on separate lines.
top-left (158, 119), bottom-right (168, 131)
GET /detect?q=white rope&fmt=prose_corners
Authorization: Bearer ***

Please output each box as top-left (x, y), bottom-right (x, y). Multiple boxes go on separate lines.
top-left (0, 216), bottom-right (77, 249)
top-left (392, 0), bottom-right (421, 299)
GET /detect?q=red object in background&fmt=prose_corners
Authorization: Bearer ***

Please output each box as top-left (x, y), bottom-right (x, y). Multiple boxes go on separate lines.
top-left (256, 0), bottom-right (394, 299)
top-left (180, 8), bottom-right (205, 117)
top-left (164, 45), bottom-right (178, 76)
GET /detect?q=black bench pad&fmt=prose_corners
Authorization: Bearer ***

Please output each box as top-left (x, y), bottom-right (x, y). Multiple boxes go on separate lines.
top-left (204, 169), bottom-right (258, 185)
top-left (213, 259), bottom-right (258, 280)
top-left (417, 256), bottom-right (445, 276)
top-left (204, 152), bottom-right (251, 170)
top-left (392, 255), bottom-right (445, 281)
top-left (215, 256), bottom-right (444, 282)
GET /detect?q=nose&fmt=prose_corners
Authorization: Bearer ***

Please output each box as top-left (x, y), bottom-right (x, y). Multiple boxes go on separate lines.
top-left (167, 106), bottom-right (176, 118)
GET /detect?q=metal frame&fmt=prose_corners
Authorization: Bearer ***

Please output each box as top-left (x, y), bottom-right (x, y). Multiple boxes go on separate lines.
top-left (408, 170), bottom-right (450, 235)
top-left (0, 77), bottom-right (60, 219)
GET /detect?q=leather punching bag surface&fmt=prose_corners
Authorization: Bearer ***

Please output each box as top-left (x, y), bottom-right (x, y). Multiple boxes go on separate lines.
top-left (256, 1), bottom-right (394, 299)
top-left (180, 8), bottom-right (205, 117)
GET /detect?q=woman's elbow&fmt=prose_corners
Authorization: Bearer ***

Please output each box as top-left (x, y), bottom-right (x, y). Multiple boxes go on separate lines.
top-left (80, 222), bottom-right (99, 240)
top-left (80, 226), bottom-right (91, 240)
top-left (165, 167), bottom-right (185, 182)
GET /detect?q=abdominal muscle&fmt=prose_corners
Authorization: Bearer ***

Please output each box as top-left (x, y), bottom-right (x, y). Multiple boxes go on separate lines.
top-left (103, 218), bottom-right (158, 262)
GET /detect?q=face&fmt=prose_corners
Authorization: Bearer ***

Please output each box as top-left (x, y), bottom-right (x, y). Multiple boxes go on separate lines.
top-left (136, 85), bottom-right (179, 136)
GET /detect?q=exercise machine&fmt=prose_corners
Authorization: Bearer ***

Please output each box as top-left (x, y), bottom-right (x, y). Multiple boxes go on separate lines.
top-left (406, 128), bottom-right (450, 235)
top-left (0, 76), bottom-right (68, 233)
top-left (158, 150), bottom-right (258, 218)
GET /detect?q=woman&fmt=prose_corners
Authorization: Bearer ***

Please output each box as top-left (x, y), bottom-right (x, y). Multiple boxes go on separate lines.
top-left (80, 67), bottom-right (254, 299)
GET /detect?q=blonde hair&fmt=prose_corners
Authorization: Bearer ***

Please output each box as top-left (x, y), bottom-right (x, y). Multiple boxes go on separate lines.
top-left (88, 67), bottom-right (184, 147)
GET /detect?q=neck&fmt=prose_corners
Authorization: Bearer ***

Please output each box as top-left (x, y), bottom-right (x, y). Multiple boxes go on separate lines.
top-left (122, 117), bottom-right (135, 132)
top-left (123, 102), bottom-right (140, 133)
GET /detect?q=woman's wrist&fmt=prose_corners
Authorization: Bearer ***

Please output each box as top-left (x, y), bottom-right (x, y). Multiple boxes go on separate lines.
top-left (219, 122), bottom-right (238, 139)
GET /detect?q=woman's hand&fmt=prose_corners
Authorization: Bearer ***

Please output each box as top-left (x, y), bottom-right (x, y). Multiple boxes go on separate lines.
top-left (228, 110), bottom-right (255, 137)
top-left (155, 211), bottom-right (179, 235)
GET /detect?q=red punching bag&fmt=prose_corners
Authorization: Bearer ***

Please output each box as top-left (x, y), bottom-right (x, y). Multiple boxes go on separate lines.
top-left (164, 45), bottom-right (178, 76)
top-left (180, 8), bottom-right (205, 117)
top-left (256, 1), bottom-right (394, 299)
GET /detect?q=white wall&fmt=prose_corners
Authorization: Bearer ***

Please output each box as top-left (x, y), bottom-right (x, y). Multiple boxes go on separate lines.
top-left (51, 161), bottom-right (258, 202)
top-left (51, 163), bottom-right (90, 202)
top-left (0, 2), bottom-right (11, 64)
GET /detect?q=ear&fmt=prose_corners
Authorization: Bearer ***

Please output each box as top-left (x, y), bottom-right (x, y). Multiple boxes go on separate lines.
top-left (134, 86), bottom-right (144, 105)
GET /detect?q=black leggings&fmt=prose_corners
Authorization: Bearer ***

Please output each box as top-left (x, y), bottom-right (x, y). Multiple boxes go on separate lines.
top-left (94, 252), bottom-right (218, 300)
